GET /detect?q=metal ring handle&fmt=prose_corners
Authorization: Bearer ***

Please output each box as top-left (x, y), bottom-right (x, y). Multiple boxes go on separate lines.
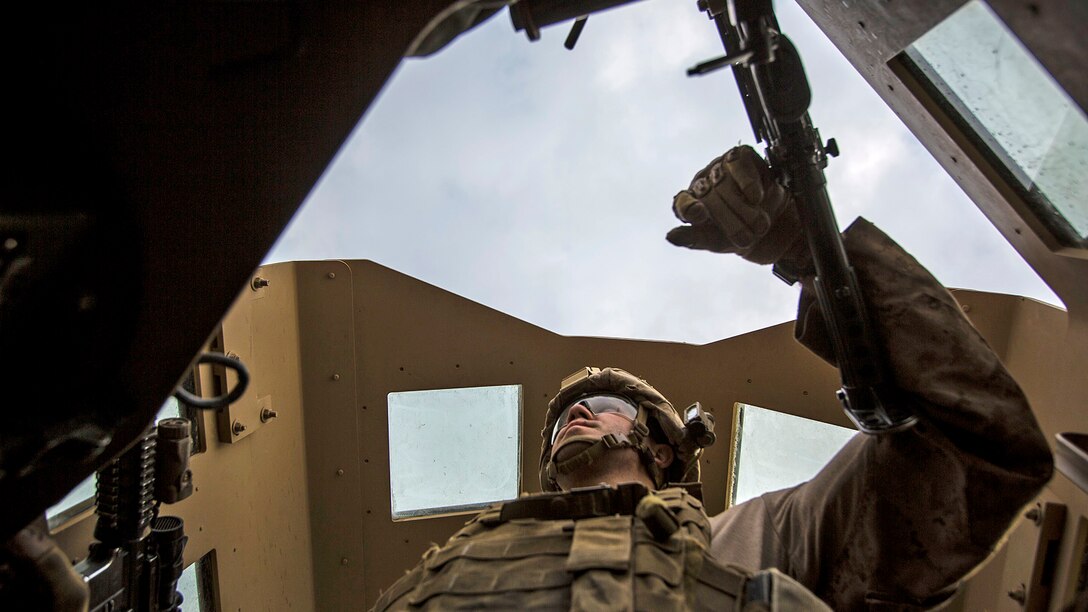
top-left (173, 352), bottom-right (249, 409)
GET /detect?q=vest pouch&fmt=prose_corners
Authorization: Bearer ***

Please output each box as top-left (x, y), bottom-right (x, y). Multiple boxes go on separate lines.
top-left (632, 532), bottom-right (688, 611)
top-left (404, 519), bottom-right (574, 610)
top-left (566, 515), bottom-right (633, 612)
top-left (630, 489), bottom-right (745, 612)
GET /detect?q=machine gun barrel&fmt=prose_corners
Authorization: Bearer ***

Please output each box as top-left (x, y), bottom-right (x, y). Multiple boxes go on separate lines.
top-left (695, 0), bottom-right (917, 434)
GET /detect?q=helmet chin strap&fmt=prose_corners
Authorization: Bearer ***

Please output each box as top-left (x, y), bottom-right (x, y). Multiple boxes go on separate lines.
top-left (545, 421), bottom-right (666, 489)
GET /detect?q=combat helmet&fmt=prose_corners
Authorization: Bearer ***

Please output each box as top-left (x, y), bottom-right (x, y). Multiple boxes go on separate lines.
top-left (539, 367), bottom-right (716, 491)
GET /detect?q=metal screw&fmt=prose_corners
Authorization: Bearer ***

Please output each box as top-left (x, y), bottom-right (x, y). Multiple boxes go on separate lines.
top-left (232, 421), bottom-right (247, 436)
top-left (340, 557), bottom-right (349, 566)
top-left (3, 237), bottom-right (18, 251)
top-left (1008, 584), bottom-right (1026, 605)
top-left (251, 276), bottom-right (270, 291)
top-left (961, 304), bottom-right (972, 313)
top-left (1025, 505), bottom-right (1042, 525)
top-left (332, 373), bottom-right (340, 381)
top-left (327, 272), bottom-right (336, 279)
top-left (260, 408), bottom-right (278, 423)
top-left (336, 468), bottom-right (345, 477)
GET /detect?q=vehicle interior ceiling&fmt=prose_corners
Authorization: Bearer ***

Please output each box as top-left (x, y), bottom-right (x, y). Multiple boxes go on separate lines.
top-left (2, 1), bottom-right (1085, 611)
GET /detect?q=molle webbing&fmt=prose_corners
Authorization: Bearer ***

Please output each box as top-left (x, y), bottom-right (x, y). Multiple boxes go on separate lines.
top-left (370, 487), bottom-right (747, 611)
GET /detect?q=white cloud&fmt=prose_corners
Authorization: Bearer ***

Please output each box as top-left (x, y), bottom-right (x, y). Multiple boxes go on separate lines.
top-left (266, 0), bottom-right (1061, 346)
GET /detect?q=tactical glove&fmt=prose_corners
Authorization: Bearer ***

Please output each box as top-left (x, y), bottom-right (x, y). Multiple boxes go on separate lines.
top-left (667, 146), bottom-right (808, 268)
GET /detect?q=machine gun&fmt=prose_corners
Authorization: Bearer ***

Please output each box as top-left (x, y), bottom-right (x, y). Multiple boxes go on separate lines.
top-left (75, 417), bottom-right (193, 612)
top-left (0, 350), bottom-right (247, 610)
top-left (686, 0), bottom-right (917, 434)
top-left (73, 352), bottom-right (248, 611)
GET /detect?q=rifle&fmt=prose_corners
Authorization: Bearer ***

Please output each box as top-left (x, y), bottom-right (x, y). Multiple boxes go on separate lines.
top-left (687, 0), bottom-right (916, 434)
top-left (510, 0), bottom-right (915, 433)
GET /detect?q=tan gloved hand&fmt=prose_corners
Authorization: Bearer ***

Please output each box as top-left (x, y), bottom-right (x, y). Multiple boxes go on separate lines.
top-left (667, 145), bottom-right (806, 266)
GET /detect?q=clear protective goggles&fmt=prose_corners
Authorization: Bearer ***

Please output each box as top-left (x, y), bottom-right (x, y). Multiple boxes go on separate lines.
top-left (550, 394), bottom-right (640, 444)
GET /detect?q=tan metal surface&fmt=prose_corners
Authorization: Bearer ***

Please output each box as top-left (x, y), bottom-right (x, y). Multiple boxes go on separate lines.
top-left (178, 262), bottom-right (316, 612)
top-left (308, 260), bottom-right (1078, 609)
top-left (295, 261), bottom-right (368, 611)
top-left (49, 258), bottom-right (1082, 611)
top-left (335, 258), bottom-right (849, 606)
top-left (998, 501), bottom-right (1066, 611)
top-left (215, 270), bottom-right (277, 444)
top-left (54, 263), bottom-right (317, 612)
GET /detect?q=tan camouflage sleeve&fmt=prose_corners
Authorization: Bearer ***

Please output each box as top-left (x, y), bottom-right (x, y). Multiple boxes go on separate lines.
top-left (708, 217), bottom-right (1053, 610)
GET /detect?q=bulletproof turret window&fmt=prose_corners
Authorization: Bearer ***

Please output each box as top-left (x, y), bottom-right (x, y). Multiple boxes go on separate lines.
top-left (387, 384), bottom-right (522, 520)
top-left (898, 0), bottom-right (1088, 250)
top-left (177, 550), bottom-right (219, 611)
top-left (728, 403), bottom-right (856, 507)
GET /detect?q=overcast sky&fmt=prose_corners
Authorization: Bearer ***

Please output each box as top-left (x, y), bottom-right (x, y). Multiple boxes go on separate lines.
top-left (265, 0), bottom-right (1060, 345)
